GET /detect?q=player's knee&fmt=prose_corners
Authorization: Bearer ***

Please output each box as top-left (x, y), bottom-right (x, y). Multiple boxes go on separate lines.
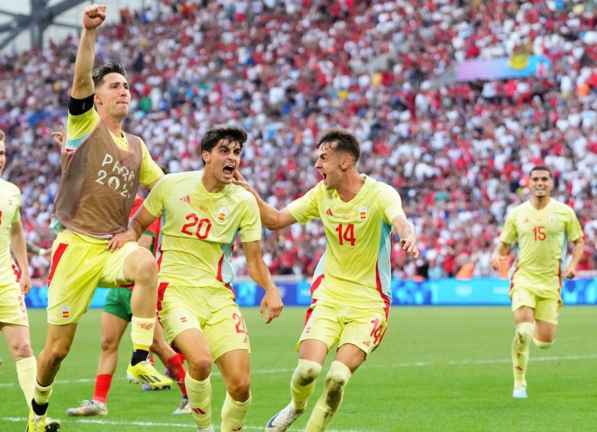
top-left (10, 339), bottom-right (33, 360)
top-left (227, 376), bottom-right (251, 402)
top-left (533, 337), bottom-right (554, 349)
top-left (323, 361), bottom-right (352, 410)
top-left (100, 336), bottom-right (120, 353)
top-left (132, 251), bottom-right (158, 284)
top-left (294, 359), bottom-right (323, 386)
top-left (47, 344), bottom-right (70, 365)
top-left (515, 322), bottom-right (534, 344)
top-left (188, 357), bottom-right (212, 380)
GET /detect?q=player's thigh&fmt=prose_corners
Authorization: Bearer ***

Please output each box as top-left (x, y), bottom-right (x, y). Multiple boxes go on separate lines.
top-left (0, 283), bottom-right (29, 328)
top-left (173, 328), bottom-right (212, 378)
top-left (511, 287), bottom-right (536, 323)
top-left (339, 308), bottom-right (388, 359)
top-left (297, 303), bottom-right (342, 354)
top-left (534, 298), bottom-right (560, 341)
top-left (47, 232), bottom-right (107, 324)
top-left (101, 242), bottom-right (151, 288)
top-left (204, 302), bottom-right (251, 361)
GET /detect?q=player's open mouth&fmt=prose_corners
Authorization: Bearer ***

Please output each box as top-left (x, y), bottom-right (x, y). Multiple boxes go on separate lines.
top-left (223, 165), bottom-right (235, 175)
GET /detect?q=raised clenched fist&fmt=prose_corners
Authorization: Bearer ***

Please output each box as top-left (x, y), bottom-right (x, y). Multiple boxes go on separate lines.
top-left (83, 4), bottom-right (107, 30)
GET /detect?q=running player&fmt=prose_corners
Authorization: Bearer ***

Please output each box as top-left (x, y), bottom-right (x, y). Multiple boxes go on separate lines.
top-left (491, 165), bottom-right (584, 398)
top-left (26, 5), bottom-right (169, 430)
top-left (0, 130), bottom-right (60, 431)
top-left (65, 194), bottom-right (191, 417)
top-left (234, 128), bottom-right (419, 432)
top-left (109, 125), bottom-right (284, 432)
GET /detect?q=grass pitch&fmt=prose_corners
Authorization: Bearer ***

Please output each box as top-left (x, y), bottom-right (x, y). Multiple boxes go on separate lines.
top-left (1, 306), bottom-right (596, 432)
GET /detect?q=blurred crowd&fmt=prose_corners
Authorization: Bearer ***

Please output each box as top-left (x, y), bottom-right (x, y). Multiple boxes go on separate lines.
top-left (1, 0), bottom-right (597, 281)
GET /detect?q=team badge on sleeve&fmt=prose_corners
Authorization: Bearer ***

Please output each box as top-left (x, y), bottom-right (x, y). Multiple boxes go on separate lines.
top-left (217, 208), bottom-right (228, 221)
top-left (359, 207), bottom-right (367, 220)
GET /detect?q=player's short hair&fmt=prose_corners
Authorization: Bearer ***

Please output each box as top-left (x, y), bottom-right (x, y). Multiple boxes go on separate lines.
top-left (317, 128), bottom-right (361, 163)
top-left (200, 126), bottom-right (248, 164)
top-left (529, 165), bottom-right (553, 179)
top-left (0, 129), bottom-right (5, 142)
top-left (92, 61), bottom-right (128, 88)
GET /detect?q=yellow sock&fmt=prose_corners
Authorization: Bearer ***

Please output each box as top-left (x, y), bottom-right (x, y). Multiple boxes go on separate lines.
top-left (16, 356), bottom-right (37, 407)
top-left (186, 373), bottom-right (212, 429)
top-left (33, 380), bottom-right (53, 405)
top-left (221, 392), bottom-right (251, 432)
top-left (291, 359), bottom-right (323, 410)
top-left (130, 316), bottom-right (155, 349)
top-left (512, 322), bottom-right (533, 388)
top-left (305, 361), bottom-right (352, 432)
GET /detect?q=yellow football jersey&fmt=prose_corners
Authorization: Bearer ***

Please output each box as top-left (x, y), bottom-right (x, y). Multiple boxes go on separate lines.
top-left (144, 171), bottom-right (261, 290)
top-left (288, 175), bottom-right (405, 316)
top-left (500, 199), bottom-right (583, 297)
top-left (0, 179), bottom-right (21, 286)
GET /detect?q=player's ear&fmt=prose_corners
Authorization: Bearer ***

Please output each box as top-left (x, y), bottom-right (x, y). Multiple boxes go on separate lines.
top-left (202, 150), bottom-right (210, 164)
top-left (93, 92), bottom-right (102, 106)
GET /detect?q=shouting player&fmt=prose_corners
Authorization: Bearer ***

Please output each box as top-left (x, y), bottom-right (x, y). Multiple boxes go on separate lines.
top-left (234, 128), bottom-right (419, 432)
top-left (26, 5), bottom-right (168, 431)
top-left (109, 125), bottom-right (284, 432)
top-left (491, 165), bottom-right (584, 398)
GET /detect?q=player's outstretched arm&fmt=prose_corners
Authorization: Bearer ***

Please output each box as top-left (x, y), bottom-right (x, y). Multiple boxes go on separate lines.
top-left (563, 237), bottom-right (584, 279)
top-left (26, 241), bottom-right (51, 260)
top-left (243, 241), bottom-right (284, 323)
top-left (233, 170), bottom-right (297, 231)
top-left (10, 221), bottom-right (31, 295)
top-left (106, 206), bottom-right (156, 251)
top-left (72, 4), bottom-right (107, 99)
top-left (392, 215), bottom-right (420, 258)
top-left (490, 241), bottom-right (512, 271)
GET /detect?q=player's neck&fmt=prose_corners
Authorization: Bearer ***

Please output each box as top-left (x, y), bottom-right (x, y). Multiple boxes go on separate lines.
top-left (531, 196), bottom-right (551, 210)
top-left (102, 113), bottom-right (124, 137)
top-left (201, 170), bottom-right (226, 194)
top-left (336, 171), bottom-right (365, 203)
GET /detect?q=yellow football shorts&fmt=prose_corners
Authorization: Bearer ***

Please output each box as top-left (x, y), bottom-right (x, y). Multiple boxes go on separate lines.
top-left (47, 230), bottom-right (143, 325)
top-left (158, 283), bottom-right (251, 360)
top-left (298, 303), bottom-right (388, 356)
top-left (0, 282), bottom-right (29, 327)
top-left (511, 286), bottom-right (561, 325)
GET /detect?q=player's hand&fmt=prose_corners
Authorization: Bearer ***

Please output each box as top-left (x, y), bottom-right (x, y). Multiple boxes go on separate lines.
top-left (400, 236), bottom-right (420, 258)
top-left (20, 274), bottom-right (32, 295)
top-left (490, 254), bottom-right (505, 271)
top-left (39, 248), bottom-right (52, 260)
top-left (563, 264), bottom-right (577, 280)
top-left (106, 229), bottom-right (137, 251)
top-left (83, 4), bottom-right (107, 30)
top-left (260, 287), bottom-right (283, 324)
top-left (52, 125), bottom-right (66, 149)
top-left (233, 170), bottom-right (251, 191)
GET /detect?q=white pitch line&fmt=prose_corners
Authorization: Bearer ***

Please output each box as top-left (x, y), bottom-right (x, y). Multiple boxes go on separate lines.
top-left (1, 354), bottom-right (596, 389)
top-left (0, 417), bottom-right (369, 432)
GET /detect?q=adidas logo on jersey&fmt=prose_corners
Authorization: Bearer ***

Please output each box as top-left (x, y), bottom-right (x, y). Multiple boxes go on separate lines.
top-left (325, 208), bottom-right (333, 216)
top-left (179, 195), bottom-right (191, 203)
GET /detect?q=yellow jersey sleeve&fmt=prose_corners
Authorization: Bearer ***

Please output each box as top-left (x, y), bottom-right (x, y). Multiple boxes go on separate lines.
top-left (288, 185), bottom-right (321, 224)
top-left (239, 194), bottom-right (261, 243)
top-left (66, 109), bottom-right (100, 150)
top-left (143, 177), bottom-right (168, 218)
top-left (139, 140), bottom-right (163, 187)
top-left (500, 208), bottom-right (519, 244)
top-left (566, 207), bottom-right (583, 242)
top-left (376, 183), bottom-right (405, 224)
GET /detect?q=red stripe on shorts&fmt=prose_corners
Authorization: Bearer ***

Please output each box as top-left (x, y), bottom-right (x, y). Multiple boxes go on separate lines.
top-left (509, 268), bottom-right (520, 293)
top-left (47, 243), bottom-right (68, 287)
top-left (304, 274), bottom-right (324, 327)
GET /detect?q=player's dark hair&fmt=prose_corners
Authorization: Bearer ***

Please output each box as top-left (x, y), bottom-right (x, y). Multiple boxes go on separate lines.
top-left (200, 126), bottom-right (248, 164)
top-left (0, 129), bottom-right (5, 142)
top-left (92, 61), bottom-right (128, 88)
top-left (317, 128), bottom-right (361, 163)
top-left (529, 165), bottom-right (553, 179)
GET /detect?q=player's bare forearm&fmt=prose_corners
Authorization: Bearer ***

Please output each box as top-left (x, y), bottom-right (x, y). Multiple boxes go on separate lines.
top-left (72, 28), bottom-right (97, 98)
top-left (10, 222), bottom-right (31, 293)
top-left (393, 215), bottom-right (420, 257)
top-left (26, 241), bottom-right (41, 255)
top-left (569, 237), bottom-right (584, 267)
top-left (72, 5), bottom-right (107, 98)
top-left (490, 241), bottom-right (511, 271)
top-left (243, 241), bottom-right (283, 322)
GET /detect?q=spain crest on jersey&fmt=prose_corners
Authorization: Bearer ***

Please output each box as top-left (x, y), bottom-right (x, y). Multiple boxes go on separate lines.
top-left (359, 206), bottom-right (367, 220)
top-left (218, 207), bottom-right (228, 222)
top-left (549, 215), bottom-right (556, 224)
